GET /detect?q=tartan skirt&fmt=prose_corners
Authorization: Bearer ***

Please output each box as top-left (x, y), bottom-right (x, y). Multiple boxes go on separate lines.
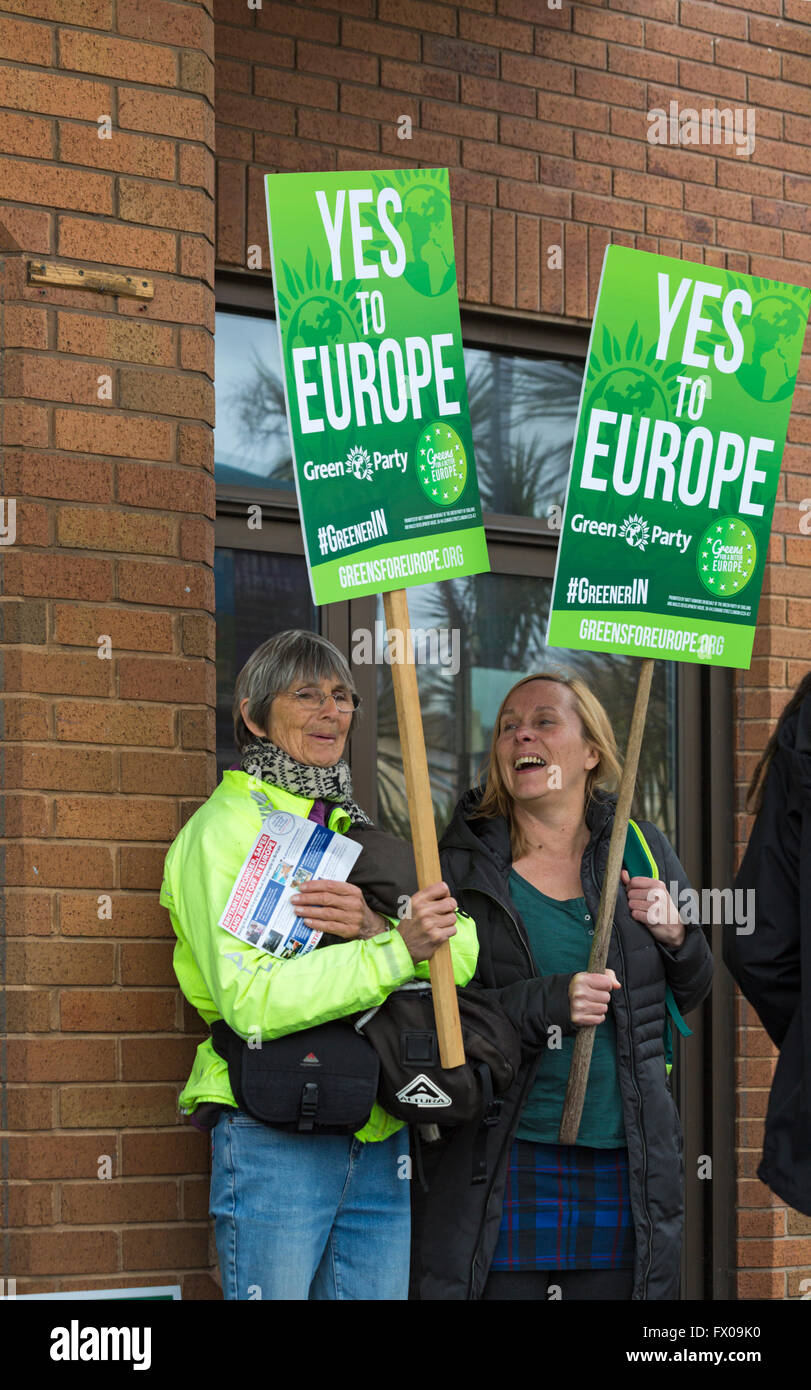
top-left (489, 1139), bottom-right (636, 1272)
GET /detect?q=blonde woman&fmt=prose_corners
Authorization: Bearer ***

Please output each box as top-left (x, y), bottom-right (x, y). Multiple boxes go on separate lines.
top-left (411, 672), bottom-right (713, 1301)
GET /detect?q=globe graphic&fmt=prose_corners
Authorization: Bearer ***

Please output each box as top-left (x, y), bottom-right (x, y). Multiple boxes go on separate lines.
top-left (737, 295), bottom-right (804, 404)
top-left (289, 295), bottom-right (355, 354)
top-left (585, 367), bottom-right (669, 434)
top-left (401, 185), bottom-right (455, 297)
top-left (623, 517), bottom-right (647, 547)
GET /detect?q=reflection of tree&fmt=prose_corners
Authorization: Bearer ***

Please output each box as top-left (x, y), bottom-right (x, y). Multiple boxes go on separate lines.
top-left (226, 348), bottom-right (294, 485)
top-left (557, 651), bottom-right (675, 831)
top-left (466, 353), bottom-right (581, 517)
top-left (376, 579), bottom-right (476, 838)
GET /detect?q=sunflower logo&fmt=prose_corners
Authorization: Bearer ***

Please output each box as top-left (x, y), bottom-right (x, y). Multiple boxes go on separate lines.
top-left (584, 319), bottom-right (682, 432)
top-left (346, 445), bottom-right (373, 482)
top-left (619, 514), bottom-right (650, 551)
top-left (274, 243), bottom-right (366, 368)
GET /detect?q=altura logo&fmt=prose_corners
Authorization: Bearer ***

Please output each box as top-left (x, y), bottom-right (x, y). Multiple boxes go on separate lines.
top-left (395, 1074), bottom-right (452, 1107)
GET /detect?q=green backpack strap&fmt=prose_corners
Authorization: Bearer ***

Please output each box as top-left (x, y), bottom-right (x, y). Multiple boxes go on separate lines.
top-left (664, 985), bottom-right (692, 1038)
top-left (622, 819), bottom-right (693, 1073)
top-left (623, 818), bottom-right (659, 879)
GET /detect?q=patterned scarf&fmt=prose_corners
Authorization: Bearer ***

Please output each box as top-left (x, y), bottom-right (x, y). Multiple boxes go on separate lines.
top-left (240, 738), bottom-right (373, 827)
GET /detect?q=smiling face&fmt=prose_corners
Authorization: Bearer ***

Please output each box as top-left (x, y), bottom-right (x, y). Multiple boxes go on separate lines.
top-left (495, 679), bottom-right (599, 809)
top-left (240, 673), bottom-right (354, 768)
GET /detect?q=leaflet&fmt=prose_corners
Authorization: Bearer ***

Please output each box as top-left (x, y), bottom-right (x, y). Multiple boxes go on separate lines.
top-left (218, 809), bottom-right (362, 959)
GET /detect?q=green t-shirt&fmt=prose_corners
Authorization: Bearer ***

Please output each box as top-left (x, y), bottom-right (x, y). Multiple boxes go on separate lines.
top-left (510, 869), bottom-right (625, 1147)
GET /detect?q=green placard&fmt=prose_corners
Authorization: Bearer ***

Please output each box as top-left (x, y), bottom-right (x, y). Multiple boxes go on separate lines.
top-left (547, 245), bottom-right (810, 669)
top-left (265, 168), bottom-right (489, 605)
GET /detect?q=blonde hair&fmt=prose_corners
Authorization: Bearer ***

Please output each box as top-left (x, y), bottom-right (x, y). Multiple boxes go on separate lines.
top-left (475, 669), bottom-right (623, 858)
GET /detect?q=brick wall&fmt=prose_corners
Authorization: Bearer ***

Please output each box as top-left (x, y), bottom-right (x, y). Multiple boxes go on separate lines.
top-left (213, 0), bottom-right (810, 1299)
top-left (1, 0), bottom-right (218, 1296)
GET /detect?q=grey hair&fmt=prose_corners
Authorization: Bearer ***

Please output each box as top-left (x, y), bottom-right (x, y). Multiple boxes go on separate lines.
top-left (233, 629), bottom-right (359, 754)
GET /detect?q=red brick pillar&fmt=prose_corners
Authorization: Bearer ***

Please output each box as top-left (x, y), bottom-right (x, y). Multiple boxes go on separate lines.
top-left (1, 0), bottom-right (218, 1296)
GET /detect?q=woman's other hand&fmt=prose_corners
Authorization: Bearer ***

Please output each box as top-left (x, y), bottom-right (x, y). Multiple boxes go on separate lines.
top-left (621, 870), bottom-right (686, 950)
top-left (291, 880), bottom-right (388, 939)
top-left (396, 882), bottom-right (458, 963)
top-left (568, 969), bottom-right (621, 1026)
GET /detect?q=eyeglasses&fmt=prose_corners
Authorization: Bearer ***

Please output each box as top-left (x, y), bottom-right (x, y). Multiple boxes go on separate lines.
top-left (286, 686), bottom-right (360, 714)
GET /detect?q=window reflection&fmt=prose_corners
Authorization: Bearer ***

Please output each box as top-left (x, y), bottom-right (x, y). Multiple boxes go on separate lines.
top-left (375, 575), bottom-right (676, 843)
top-left (214, 312), bottom-right (294, 490)
top-left (464, 349), bottom-right (582, 518)
top-left (215, 548), bottom-right (316, 775)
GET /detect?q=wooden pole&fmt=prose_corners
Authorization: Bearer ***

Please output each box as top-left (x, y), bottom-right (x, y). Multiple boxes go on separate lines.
top-left (558, 657), bottom-right (655, 1144)
top-left (382, 587), bottom-right (465, 1069)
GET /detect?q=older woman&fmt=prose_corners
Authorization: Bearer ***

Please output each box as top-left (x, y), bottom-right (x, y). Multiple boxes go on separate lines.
top-left (411, 670), bottom-right (713, 1301)
top-left (160, 629), bottom-right (478, 1300)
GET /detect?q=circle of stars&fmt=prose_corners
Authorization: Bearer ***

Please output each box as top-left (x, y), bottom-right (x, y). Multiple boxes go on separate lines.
top-left (416, 423), bottom-right (467, 505)
top-left (698, 517), bottom-right (756, 595)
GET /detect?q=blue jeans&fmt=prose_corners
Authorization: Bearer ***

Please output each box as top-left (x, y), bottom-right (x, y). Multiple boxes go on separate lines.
top-left (209, 1110), bottom-right (411, 1300)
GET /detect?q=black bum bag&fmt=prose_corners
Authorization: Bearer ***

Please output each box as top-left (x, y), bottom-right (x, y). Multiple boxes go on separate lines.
top-left (209, 981), bottom-right (521, 1172)
top-left (210, 1017), bottom-right (380, 1136)
top-left (356, 982), bottom-right (521, 1127)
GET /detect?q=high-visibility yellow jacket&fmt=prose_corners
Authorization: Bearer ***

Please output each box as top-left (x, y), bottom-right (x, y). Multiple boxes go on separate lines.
top-left (160, 770), bottom-right (479, 1142)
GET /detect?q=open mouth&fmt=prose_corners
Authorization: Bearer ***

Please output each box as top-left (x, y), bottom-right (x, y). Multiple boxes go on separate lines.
top-left (513, 756), bottom-right (547, 771)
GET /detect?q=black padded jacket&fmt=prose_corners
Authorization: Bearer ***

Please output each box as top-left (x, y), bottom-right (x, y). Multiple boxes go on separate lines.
top-left (410, 787), bottom-right (714, 1300)
top-left (725, 693), bottom-right (811, 1216)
